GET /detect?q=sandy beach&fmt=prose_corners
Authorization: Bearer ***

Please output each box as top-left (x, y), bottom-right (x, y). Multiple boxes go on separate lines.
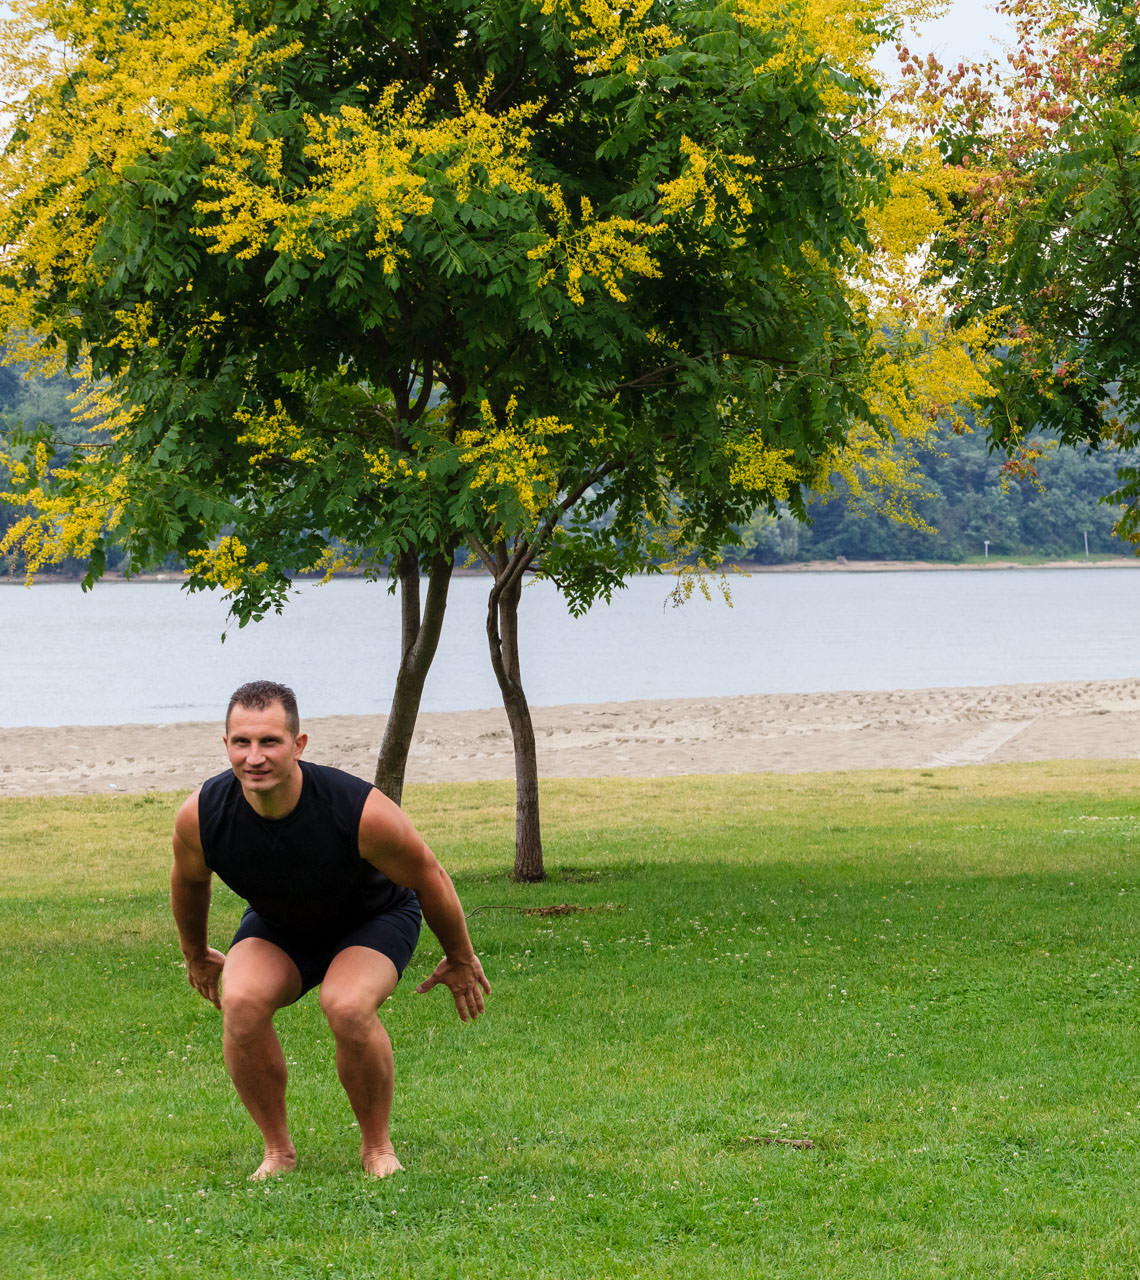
top-left (3, 678), bottom-right (1139, 796)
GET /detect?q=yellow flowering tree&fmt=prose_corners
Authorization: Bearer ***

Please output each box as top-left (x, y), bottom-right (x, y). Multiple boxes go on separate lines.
top-left (879, 0), bottom-right (1140, 533)
top-left (913, 0), bottom-right (1140, 528)
top-left (1, 0), bottom-right (997, 879)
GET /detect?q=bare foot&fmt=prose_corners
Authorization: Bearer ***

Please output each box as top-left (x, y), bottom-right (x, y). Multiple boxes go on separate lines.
top-left (249, 1148), bottom-right (297, 1181)
top-left (362, 1145), bottom-right (404, 1179)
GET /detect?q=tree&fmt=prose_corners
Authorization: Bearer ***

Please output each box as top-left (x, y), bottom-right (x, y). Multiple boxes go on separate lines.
top-left (1, 0), bottom-right (1000, 879)
top-left (733, 422), bottom-right (1133, 562)
top-left (919, 0), bottom-right (1140, 529)
top-left (0, 350), bottom-right (117, 565)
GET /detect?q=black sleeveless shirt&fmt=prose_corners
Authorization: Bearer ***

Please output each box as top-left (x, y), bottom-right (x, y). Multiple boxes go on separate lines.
top-left (198, 760), bottom-right (416, 930)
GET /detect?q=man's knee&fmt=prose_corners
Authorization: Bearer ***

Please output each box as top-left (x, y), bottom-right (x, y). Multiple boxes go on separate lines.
top-left (220, 938), bottom-right (302, 1034)
top-left (319, 987), bottom-right (379, 1045)
top-left (221, 985), bottom-right (280, 1039)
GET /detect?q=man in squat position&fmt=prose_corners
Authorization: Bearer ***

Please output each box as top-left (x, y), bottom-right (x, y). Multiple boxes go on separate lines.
top-left (171, 679), bottom-right (489, 1180)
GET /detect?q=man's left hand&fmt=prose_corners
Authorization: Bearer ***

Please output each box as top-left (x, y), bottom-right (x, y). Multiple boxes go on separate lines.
top-left (415, 954), bottom-right (491, 1022)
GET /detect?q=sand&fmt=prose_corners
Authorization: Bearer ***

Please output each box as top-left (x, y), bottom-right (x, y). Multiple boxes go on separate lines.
top-left (2, 678), bottom-right (1139, 797)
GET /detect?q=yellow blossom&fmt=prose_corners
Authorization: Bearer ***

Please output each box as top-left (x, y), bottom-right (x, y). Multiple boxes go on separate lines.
top-left (0, 0), bottom-right (299, 309)
top-left (364, 449), bottom-right (397, 483)
top-left (535, 0), bottom-right (681, 75)
top-left (234, 402), bottom-right (314, 465)
top-left (458, 397), bottom-right (574, 523)
top-left (726, 438), bottom-right (802, 498)
top-left (0, 460), bottom-right (128, 581)
top-left (185, 535), bottom-right (269, 591)
top-left (528, 197), bottom-right (663, 305)
top-left (307, 545), bottom-right (353, 582)
top-left (658, 137), bottom-right (760, 231)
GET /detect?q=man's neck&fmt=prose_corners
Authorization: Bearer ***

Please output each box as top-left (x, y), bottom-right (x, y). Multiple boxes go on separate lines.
top-left (241, 763), bottom-right (305, 820)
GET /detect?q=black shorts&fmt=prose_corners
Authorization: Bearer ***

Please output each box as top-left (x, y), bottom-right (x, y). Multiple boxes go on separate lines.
top-left (231, 897), bottom-right (422, 999)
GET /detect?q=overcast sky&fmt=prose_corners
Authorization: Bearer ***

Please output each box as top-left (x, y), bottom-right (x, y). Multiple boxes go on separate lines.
top-left (891, 0), bottom-right (1017, 66)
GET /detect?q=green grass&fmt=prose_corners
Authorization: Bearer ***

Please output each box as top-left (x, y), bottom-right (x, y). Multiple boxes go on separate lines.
top-left (4, 762), bottom-right (1140, 1278)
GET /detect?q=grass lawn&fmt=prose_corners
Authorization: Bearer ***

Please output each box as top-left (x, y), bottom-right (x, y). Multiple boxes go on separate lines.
top-left (3, 761), bottom-right (1140, 1278)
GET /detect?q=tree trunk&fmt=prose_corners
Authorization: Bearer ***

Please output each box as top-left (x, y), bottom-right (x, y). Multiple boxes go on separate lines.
top-left (374, 549), bottom-right (453, 805)
top-left (486, 552), bottom-right (545, 882)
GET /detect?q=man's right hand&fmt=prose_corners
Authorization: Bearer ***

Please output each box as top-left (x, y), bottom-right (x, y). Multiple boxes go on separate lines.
top-left (415, 952), bottom-right (491, 1022)
top-left (185, 947), bottom-right (226, 1009)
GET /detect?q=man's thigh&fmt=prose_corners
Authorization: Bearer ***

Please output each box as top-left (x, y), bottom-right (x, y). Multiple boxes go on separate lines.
top-left (320, 946), bottom-right (400, 1016)
top-left (222, 937), bottom-right (304, 1012)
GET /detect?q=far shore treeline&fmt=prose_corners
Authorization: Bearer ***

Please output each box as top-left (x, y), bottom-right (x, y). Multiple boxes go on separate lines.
top-left (2, 349), bottom-right (1135, 577)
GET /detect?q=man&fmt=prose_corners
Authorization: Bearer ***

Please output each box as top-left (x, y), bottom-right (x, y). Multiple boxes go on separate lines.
top-left (171, 679), bottom-right (489, 1181)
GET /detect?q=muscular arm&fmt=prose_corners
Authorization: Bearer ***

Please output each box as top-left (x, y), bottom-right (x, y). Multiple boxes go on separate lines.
top-left (358, 790), bottom-right (490, 1021)
top-left (171, 791), bottom-right (226, 1009)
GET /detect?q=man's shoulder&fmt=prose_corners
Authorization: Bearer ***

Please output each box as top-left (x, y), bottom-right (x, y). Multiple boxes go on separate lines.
top-left (299, 760), bottom-right (375, 813)
top-left (199, 769), bottom-right (239, 804)
top-left (203, 767), bottom-right (237, 786)
top-left (300, 759), bottom-right (374, 791)
top-left (195, 771), bottom-right (241, 851)
top-left (173, 785), bottom-right (203, 846)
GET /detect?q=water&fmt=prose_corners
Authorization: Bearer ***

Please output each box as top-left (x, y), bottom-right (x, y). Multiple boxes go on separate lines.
top-left (2, 568), bottom-right (1138, 727)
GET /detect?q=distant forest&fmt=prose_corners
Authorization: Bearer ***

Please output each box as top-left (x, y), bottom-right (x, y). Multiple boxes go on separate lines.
top-left (2, 352), bottom-right (1136, 575)
top-left (735, 428), bottom-right (1137, 564)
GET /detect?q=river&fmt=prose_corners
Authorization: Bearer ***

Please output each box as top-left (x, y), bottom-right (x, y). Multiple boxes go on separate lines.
top-left (2, 567), bottom-right (1138, 727)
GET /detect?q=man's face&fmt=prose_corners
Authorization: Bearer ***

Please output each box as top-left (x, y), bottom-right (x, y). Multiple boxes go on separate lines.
top-left (224, 701), bottom-right (307, 796)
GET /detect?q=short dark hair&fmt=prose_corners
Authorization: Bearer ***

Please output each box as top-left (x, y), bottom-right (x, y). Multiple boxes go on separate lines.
top-left (226, 680), bottom-right (301, 736)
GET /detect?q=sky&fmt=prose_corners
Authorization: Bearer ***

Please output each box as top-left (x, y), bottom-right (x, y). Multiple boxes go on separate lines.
top-left (891, 0), bottom-right (1017, 67)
